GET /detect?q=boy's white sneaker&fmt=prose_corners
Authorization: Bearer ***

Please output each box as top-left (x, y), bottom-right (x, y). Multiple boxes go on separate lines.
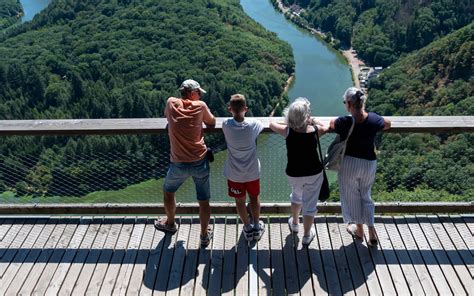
top-left (288, 216), bottom-right (299, 233)
top-left (253, 220), bottom-right (266, 241)
top-left (302, 227), bottom-right (316, 246)
top-left (243, 224), bottom-right (254, 242)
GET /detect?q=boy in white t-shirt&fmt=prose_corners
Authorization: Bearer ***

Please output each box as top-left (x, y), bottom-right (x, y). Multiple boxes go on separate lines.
top-left (222, 94), bottom-right (265, 241)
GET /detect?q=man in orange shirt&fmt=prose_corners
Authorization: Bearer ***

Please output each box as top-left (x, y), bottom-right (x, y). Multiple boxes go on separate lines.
top-left (155, 79), bottom-right (216, 247)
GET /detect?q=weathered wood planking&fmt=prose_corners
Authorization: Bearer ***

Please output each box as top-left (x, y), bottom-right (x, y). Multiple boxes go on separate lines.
top-left (165, 217), bottom-right (191, 296)
top-left (0, 218), bottom-right (50, 294)
top-left (207, 217), bottom-right (226, 296)
top-left (257, 216), bottom-right (272, 296)
top-left (6, 218), bottom-right (68, 295)
top-left (373, 216), bottom-right (411, 295)
top-left (126, 218), bottom-right (157, 295)
top-left (221, 217), bottom-right (237, 296)
top-left (326, 216), bottom-right (354, 296)
top-left (1, 116), bottom-right (473, 135)
top-left (336, 218), bottom-right (368, 296)
top-left (0, 216), bottom-right (472, 295)
top-left (417, 215), bottom-right (468, 295)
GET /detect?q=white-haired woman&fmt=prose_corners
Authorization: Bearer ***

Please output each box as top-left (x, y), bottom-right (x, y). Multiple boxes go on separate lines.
top-left (270, 98), bottom-right (327, 245)
top-left (330, 87), bottom-right (391, 246)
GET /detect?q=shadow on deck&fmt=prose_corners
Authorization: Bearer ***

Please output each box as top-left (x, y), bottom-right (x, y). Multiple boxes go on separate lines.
top-left (0, 215), bottom-right (472, 295)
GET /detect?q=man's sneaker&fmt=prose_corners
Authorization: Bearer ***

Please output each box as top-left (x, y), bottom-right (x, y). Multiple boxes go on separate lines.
top-left (253, 220), bottom-right (266, 241)
top-left (200, 227), bottom-right (213, 248)
top-left (243, 225), bottom-right (254, 242)
top-left (288, 216), bottom-right (299, 233)
top-left (154, 218), bottom-right (177, 234)
top-left (302, 227), bottom-right (316, 246)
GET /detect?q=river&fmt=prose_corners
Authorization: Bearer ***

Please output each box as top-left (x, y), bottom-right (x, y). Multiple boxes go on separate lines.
top-left (16, 0), bottom-right (352, 202)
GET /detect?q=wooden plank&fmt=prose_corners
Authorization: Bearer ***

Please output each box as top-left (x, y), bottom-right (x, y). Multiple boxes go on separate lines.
top-left (0, 218), bottom-right (50, 294)
top-left (166, 217), bottom-right (192, 296)
top-left (307, 218), bottom-right (329, 296)
top-left (393, 216), bottom-right (437, 295)
top-left (126, 217), bottom-right (156, 295)
top-left (49, 217), bottom-right (102, 295)
top-left (6, 218), bottom-right (68, 295)
top-left (207, 217), bottom-right (226, 296)
top-left (249, 233), bottom-right (258, 296)
top-left (85, 217), bottom-right (127, 294)
top-left (280, 219), bottom-right (300, 296)
top-left (316, 216), bottom-right (342, 295)
top-left (461, 215), bottom-right (473, 235)
top-left (0, 218), bottom-right (37, 278)
top-left (351, 224), bottom-right (383, 295)
top-left (1, 116), bottom-right (473, 136)
top-left (438, 215), bottom-right (474, 278)
top-left (221, 216), bottom-right (237, 296)
top-left (257, 216), bottom-right (272, 296)
top-left (193, 218), bottom-right (214, 296)
top-left (450, 215), bottom-right (474, 256)
top-left (0, 218), bottom-right (13, 241)
top-left (112, 217), bottom-right (147, 296)
top-left (177, 217), bottom-right (200, 296)
top-left (373, 216), bottom-right (411, 295)
top-left (1, 201), bottom-right (472, 215)
top-left (269, 218), bottom-right (285, 296)
top-left (326, 216), bottom-right (354, 295)
top-left (99, 217), bottom-right (136, 295)
top-left (336, 218), bottom-right (368, 296)
top-left (234, 220), bottom-right (249, 296)
top-left (365, 222), bottom-right (397, 295)
top-left (30, 218), bottom-right (81, 295)
top-left (139, 218), bottom-right (166, 296)
top-left (294, 219), bottom-right (315, 296)
top-left (419, 215), bottom-right (470, 295)
top-left (153, 217), bottom-right (180, 295)
top-left (403, 216), bottom-right (453, 295)
top-left (70, 217), bottom-right (117, 296)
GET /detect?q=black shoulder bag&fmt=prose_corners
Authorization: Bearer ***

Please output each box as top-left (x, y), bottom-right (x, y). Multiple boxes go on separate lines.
top-left (315, 128), bottom-right (330, 201)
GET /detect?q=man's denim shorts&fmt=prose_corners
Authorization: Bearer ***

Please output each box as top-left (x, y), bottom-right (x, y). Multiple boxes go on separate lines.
top-left (163, 158), bottom-right (211, 201)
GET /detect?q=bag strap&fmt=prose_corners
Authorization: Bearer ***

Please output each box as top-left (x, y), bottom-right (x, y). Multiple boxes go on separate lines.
top-left (340, 116), bottom-right (355, 159)
top-left (315, 127), bottom-right (325, 170)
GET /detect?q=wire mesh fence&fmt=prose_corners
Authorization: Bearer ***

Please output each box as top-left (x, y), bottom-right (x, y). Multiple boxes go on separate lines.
top-left (0, 131), bottom-right (472, 204)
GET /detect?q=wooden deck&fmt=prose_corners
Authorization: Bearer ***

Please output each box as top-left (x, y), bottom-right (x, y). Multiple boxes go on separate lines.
top-left (0, 215), bottom-right (472, 295)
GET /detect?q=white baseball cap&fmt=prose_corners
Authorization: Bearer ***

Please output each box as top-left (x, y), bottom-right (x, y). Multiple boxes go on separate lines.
top-left (178, 79), bottom-right (207, 94)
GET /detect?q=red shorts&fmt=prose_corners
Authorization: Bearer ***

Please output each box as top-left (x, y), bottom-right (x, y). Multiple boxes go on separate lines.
top-left (227, 179), bottom-right (260, 199)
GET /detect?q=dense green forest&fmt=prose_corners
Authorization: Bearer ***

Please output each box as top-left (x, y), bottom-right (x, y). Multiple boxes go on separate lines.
top-left (0, 0), bottom-right (294, 198)
top-left (369, 24), bottom-right (473, 200)
top-left (278, 0), bottom-right (473, 66)
top-left (0, 0), bottom-right (22, 30)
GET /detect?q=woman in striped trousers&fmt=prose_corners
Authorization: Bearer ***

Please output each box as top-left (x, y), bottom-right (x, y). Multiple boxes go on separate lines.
top-left (330, 87), bottom-right (391, 245)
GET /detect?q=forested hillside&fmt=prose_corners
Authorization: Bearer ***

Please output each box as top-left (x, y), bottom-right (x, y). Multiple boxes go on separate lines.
top-left (0, 0), bottom-right (294, 198)
top-left (370, 24), bottom-right (473, 200)
top-left (0, 0), bottom-right (22, 30)
top-left (279, 0), bottom-right (473, 66)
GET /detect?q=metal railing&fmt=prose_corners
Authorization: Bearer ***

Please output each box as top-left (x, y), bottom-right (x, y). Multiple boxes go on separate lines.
top-left (0, 116), bottom-right (473, 214)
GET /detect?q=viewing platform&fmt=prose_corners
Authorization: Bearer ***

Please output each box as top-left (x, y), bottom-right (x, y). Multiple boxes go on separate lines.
top-left (0, 116), bottom-right (473, 294)
top-left (0, 214), bottom-right (472, 295)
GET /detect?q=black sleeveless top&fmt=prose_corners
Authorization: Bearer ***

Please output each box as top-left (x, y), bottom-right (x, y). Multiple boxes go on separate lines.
top-left (285, 128), bottom-right (323, 177)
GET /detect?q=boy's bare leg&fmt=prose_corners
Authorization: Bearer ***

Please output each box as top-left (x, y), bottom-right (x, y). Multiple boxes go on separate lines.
top-left (249, 195), bottom-right (260, 223)
top-left (163, 191), bottom-right (176, 225)
top-left (235, 197), bottom-right (251, 226)
top-left (198, 200), bottom-right (211, 236)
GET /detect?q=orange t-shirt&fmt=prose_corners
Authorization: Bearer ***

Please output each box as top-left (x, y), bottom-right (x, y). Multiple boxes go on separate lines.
top-left (165, 97), bottom-right (215, 163)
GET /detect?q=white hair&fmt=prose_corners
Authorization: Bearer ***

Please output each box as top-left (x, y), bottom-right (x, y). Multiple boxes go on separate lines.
top-left (283, 97), bottom-right (311, 130)
top-left (343, 87), bottom-right (366, 109)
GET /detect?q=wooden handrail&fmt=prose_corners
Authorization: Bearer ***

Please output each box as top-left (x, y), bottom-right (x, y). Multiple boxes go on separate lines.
top-left (0, 116), bottom-right (473, 136)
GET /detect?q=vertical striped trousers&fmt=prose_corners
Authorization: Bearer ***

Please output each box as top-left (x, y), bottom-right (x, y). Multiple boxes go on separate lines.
top-left (338, 155), bottom-right (377, 226)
